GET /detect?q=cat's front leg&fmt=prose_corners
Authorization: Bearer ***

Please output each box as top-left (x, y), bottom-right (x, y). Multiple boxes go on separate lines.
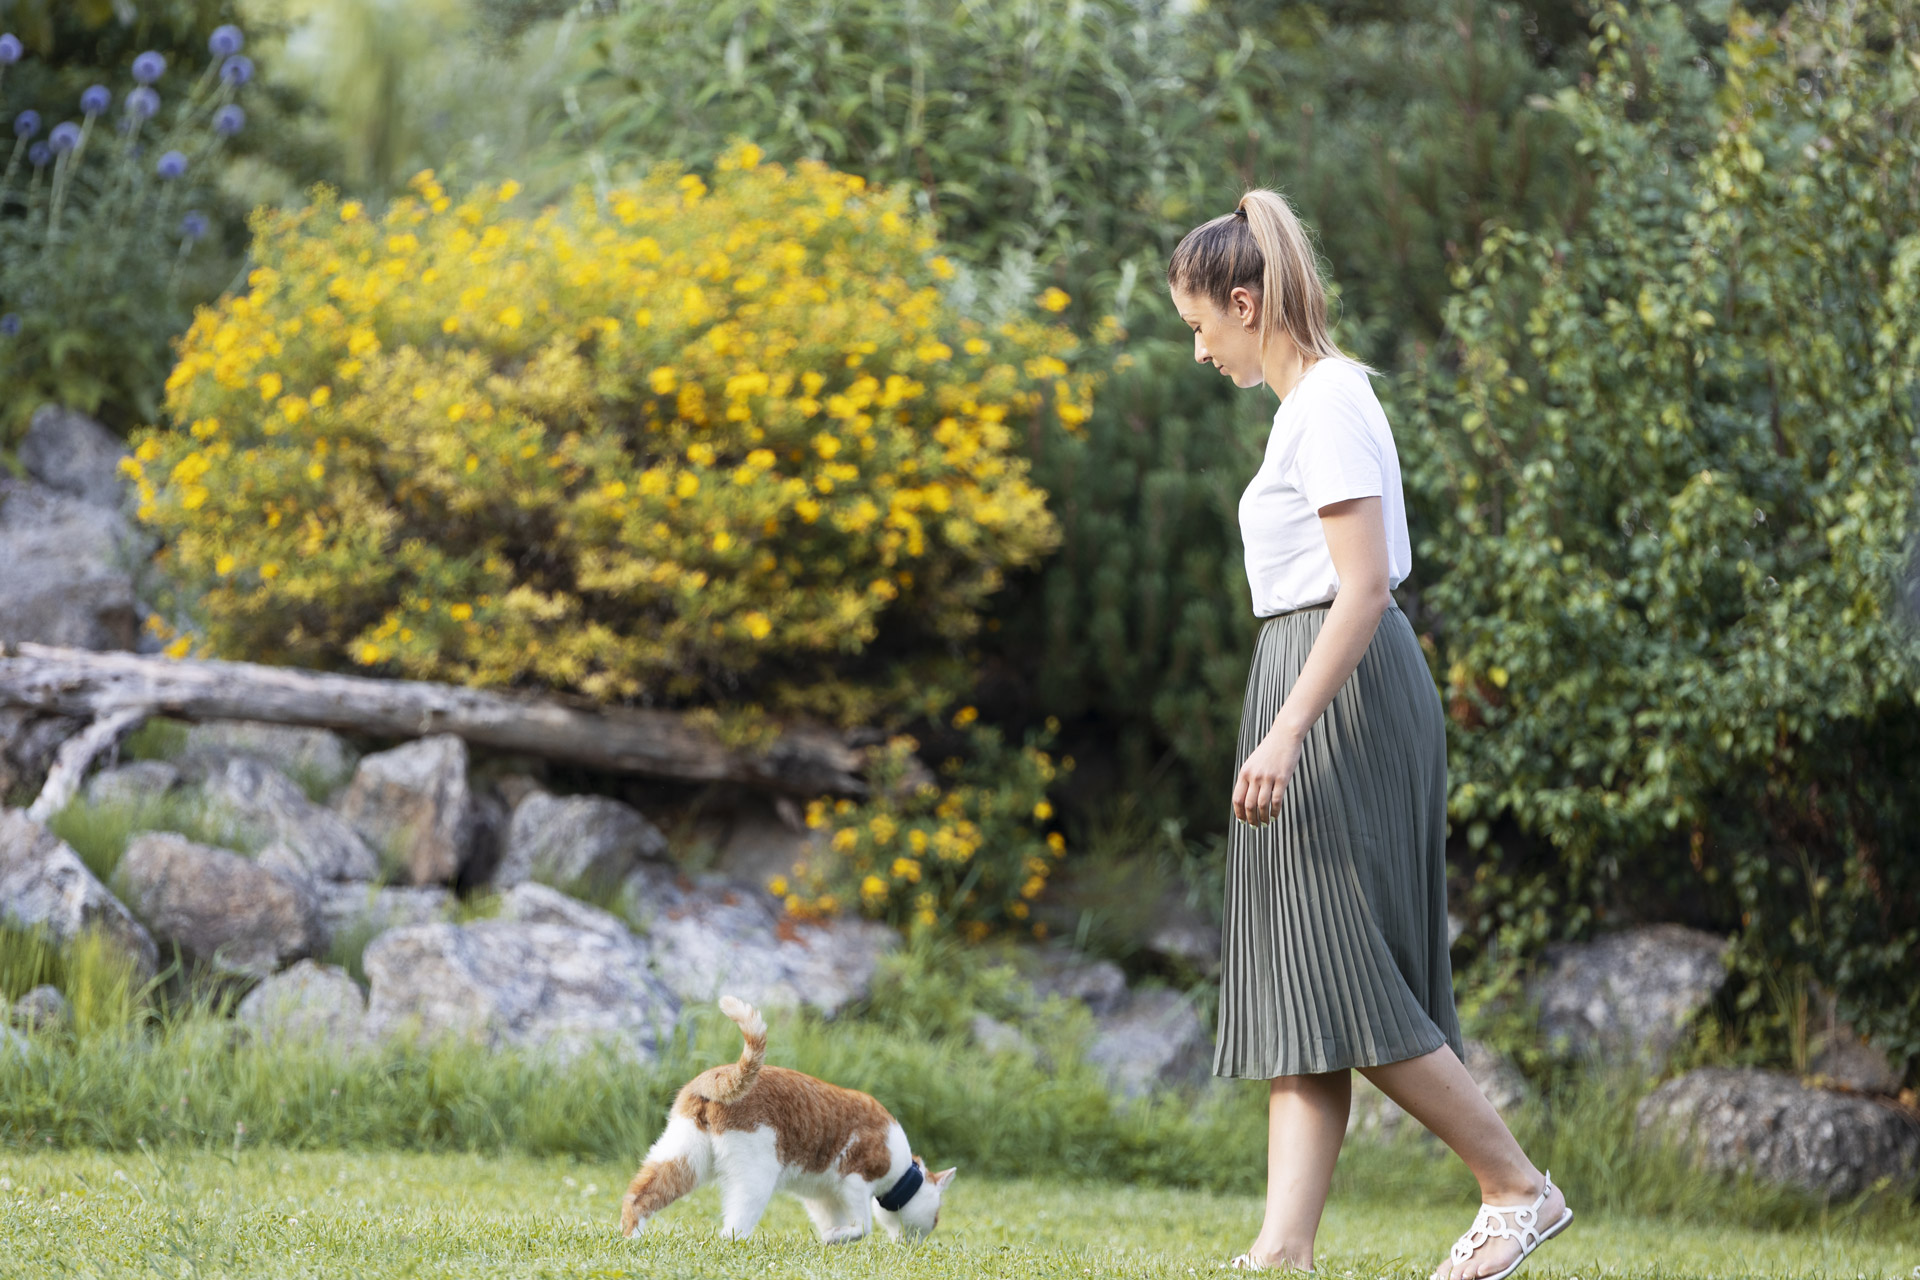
top-left (817, 1176), bottom-right (874, 1245)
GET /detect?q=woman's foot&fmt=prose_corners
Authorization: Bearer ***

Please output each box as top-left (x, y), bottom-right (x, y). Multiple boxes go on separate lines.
top-left (1430, 1174), bottom-right (1570, 1280)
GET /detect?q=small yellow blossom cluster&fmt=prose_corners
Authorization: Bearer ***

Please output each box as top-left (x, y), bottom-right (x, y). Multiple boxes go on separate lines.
top-left (777, 718), bottom-right (1071, 939)
top-left (127, 143), bottom-right (1095, 703)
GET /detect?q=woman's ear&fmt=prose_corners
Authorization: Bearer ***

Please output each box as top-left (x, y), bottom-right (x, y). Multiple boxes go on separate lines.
top-left (1230, 285), bottom-right (1260, 331)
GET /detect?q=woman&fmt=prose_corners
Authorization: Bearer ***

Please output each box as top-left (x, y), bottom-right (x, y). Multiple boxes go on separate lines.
top-left (1167, 191), bottom-right (1572, 1280)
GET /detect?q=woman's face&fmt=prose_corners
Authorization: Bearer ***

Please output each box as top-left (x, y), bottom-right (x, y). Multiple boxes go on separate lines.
top-left (1171, 284), bottom-right (1265, 389)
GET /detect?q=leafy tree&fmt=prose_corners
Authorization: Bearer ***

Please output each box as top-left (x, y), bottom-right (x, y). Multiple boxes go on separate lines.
top-left (1402, 0), bottom-right (1920, 1071)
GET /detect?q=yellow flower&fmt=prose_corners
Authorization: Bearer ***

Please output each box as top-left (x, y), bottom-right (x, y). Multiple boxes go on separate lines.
top-left (743, 611), bottom-right (772, 639)
top-left (497, 180), bottom-right (521, 202)
top-left (650, 367), bottom-right (678, 395)
top-left (1032, 800), bottom-right (1053, 820)
top-left (1009, 901), bottom-right (1029, 919)
top-left (1039, 287), bottom-right (1071, 312)
top-left (340, 201), bottom-right (363, 222)
top-left (260, 562), bottom-right (281, 580)
top-left (258, 372), bottom-right (283, 401)
top-left (449, 603), bottom-right (473, 621)
top-left (767, 875), bottom-right (789, 897)
top-left (832, 828), bottom-right (859, 852)
top-left (890, 857), bottom-right (921, 883)
top-left (496, 306), bottom-right (524, 330)
top-left (860, 874), bottom-right (887, 901)
top-left (162, 636), bottom-right (193, 660)
top-left (215, 554), bottom-right (236, 576)
top-left (951, 705), bottom-right (978, 727)
top-left (1046, 832), bottom-right (1066, 854)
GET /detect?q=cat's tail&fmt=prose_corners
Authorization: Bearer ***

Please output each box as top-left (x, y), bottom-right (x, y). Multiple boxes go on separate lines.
top-left (701, 994), bottom-right (767, 1104)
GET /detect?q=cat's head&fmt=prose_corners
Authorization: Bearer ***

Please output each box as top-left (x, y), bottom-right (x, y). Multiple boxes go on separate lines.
top-left (874, 1155), bottom-right (956, 1241)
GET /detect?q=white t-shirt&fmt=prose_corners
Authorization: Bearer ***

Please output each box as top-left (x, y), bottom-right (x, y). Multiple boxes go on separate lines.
top-left (1238, 357), bottom-right (1412, 617)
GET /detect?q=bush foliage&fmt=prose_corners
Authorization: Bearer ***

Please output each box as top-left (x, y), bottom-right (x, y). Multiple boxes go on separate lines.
top-left (129, 145), bottom-right (1091, 717)
top-left (1404, 1), bottom-right (1920, 1066)
top-left (785, 718), bottom-right (1071, 938)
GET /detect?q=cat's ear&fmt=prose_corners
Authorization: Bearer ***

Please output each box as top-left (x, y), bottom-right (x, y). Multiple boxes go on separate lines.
top-left (930, 1167), bottom-right (957, 1189)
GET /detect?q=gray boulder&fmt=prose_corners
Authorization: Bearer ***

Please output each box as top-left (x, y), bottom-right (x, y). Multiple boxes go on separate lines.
top-left (312, 882), bottom-right (453, 942)
top-left (12, 984), bottom-right (70, 1032)
top-left (84, 761), bottom-right (181, 808)
top-left (1143, 892), bottom-right (1221, 977)
top-left (1025, 949), bottom-right (1131, 1016)
top-left (338, 735), bottom-right (474, 885)
top-left (180, 720), bottom-right (357, 797)
top-left (1636, 1067), bottom-right (1920, 1199)
top-left (1529, 924), bottom-right (1729, 1067)
top-left (0, 479), bottom-right (142, 651)
top-left (1084, 988), bottom-right (1211, 1098)
top-left (1808, 988), bottom-right (1903, 1095)
top-left (1350, 1040), bottom-right (1533, 1138)
top-left (495, 881), bottom-right (633, 942)
top-left (0, 808), bottom-right (157, 977)
top-left (116, 832), bottom-right (324, 978)
top-left (495, 791), bottom-right (668, 891)
top-left (630, 869), bottom-right (897, 1018)
top-left (19, 406), bottom-right (129, 510)
top-left (362, 916), bottom-right (677, 1061)
top-left (970, 1013), bottom-right (1042, 1064)
top-left (203, 757), bottom-right (378, 882)
top-left (236, 960), bottom-right (367, 1048)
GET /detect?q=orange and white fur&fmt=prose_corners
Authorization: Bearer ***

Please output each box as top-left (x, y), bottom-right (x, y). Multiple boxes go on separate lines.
top-left (620, 996), bottom-right (956, 1243)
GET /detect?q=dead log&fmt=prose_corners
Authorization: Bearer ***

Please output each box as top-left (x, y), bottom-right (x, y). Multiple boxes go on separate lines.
top-left (25, 706), bottom-right (147, 822)
top-left (0, 644), bottom-right (865, 797)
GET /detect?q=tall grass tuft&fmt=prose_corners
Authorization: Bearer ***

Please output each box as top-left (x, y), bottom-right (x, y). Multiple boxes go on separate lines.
top-left (48, 792), bottom-right (266, 887)
top-left (0, 924), bottom-right (145, 1034)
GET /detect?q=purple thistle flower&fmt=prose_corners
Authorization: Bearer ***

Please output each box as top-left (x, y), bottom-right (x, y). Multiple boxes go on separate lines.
top-left (0, 34), bottom-right (21, 65)
top-left (213, 104), bottom-right (245, 137)
top-left (157, 150), bottom-right (187, 179)
top-left (0, 314), bottom-right (20, 337)
top-left (27, 142), bottom-right (48, 168)
top-left (81, 85), bottom-right (111, 116)
top-left (209, 25), bottom-right (244, 57)
top-left (48, 122), bottom-right (80, 154)
top-left (219, 55), bottom-right (253, 86)
top-left (132, 51), bottom-right (166, 85)
top-left (126, 87), bottom-right (159, 120)
top-left (13, 110), bottom-right (39, 139)
top-left (180, 210), bottom-right (208, 240)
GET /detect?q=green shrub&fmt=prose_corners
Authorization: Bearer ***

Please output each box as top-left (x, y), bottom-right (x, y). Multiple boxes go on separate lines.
top-left (786, 719), bottom-right (1070, 938)
top-left (1401, 0), bottom-right (1920, 1074)
top-left (128, 151), bottom-right (1090, 721)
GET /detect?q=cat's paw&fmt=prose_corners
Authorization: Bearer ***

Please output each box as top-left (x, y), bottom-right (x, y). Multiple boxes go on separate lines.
top-left (821, 1225), bottom-right (869, 1245)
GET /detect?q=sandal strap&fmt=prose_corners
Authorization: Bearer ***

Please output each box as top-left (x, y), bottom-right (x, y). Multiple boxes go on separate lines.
top-left (1447, 1173), bottom-right (1556, 1264)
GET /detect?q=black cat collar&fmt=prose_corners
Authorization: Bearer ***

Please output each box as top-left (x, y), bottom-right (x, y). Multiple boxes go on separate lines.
top-left (875, 1162), bottom-right (924, 1211)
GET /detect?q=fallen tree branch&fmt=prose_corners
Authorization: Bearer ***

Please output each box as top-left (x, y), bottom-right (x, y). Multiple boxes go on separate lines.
top-left (0, 644), bottom-right (865, 797)
top-left (25, 706), bottom-right (148, 822)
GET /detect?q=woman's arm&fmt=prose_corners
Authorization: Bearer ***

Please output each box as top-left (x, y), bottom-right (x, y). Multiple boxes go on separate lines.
top-left (1232, 495), bottom-right (1392, 825)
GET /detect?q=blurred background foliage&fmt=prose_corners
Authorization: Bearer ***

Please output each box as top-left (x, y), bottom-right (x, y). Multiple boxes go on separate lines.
top-left (3, 0), bottom-right (1916, 1079)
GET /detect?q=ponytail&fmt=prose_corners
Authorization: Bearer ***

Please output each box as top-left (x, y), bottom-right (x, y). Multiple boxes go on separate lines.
top-left (1166, 189), bottom-right (1370, 372)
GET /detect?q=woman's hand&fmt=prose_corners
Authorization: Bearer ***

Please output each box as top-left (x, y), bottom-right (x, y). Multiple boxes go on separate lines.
top-left (1233, 725), bottom-right (1304, 826)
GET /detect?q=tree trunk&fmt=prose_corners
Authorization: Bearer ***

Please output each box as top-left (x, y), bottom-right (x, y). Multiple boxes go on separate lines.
top-left (0, 644), bottom-right (865, 797)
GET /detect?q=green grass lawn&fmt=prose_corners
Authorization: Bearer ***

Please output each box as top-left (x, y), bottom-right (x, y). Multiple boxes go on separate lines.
top-left (0, 1148), bottom-right (1912, 1280)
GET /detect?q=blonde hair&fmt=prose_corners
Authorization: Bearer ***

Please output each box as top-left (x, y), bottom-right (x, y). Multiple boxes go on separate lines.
top-left (1165, 188), bottom-right (1372, 372)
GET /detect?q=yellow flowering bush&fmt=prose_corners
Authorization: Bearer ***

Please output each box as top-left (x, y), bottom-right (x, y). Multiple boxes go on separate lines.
top-left (778, 717), bottom-right (1071, 938)
top-left (127, 143), bottom-right (1092, 711)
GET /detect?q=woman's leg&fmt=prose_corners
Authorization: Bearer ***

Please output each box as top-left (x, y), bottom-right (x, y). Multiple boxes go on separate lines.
top-left (1245, 1068), bottom-right (1352, 1271)
top-left (1360, 1046), bottom-right (1568, 1280)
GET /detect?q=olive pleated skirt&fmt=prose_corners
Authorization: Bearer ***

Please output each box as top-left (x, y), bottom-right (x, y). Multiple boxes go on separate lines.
top-left (1213, 602), bottom-right (1464, 1080)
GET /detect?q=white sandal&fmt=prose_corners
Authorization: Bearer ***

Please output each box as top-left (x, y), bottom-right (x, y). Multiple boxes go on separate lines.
top-left (1437, 1171), bottom-right (1572, 1280)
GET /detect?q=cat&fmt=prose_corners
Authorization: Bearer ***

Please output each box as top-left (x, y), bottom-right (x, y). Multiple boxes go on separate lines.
top-left (620, 995), bottom-right (957, 1244)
